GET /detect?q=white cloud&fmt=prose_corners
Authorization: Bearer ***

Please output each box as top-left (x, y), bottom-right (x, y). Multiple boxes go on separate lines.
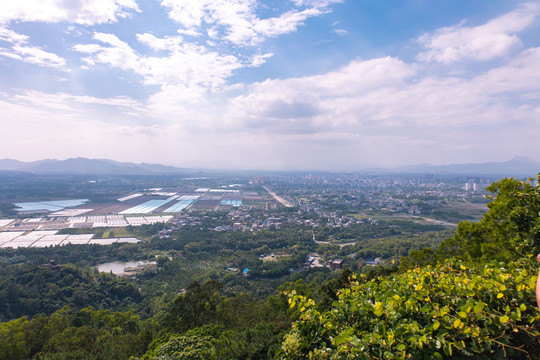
top-left (10, 90), bottom-right (143, 114)
top-left (73, 30), bottom-right (266, 122)
top-left (0, 25), bottom-right (65, 68)
top-left (160, 1), bottom-right (207, 30)
top-left (221, 44), bottom-right (540, 150)
top-left (290, 0), bottom-right (343, 7)
top-left (136, 33), bottom-right (184, 51)
top-left (0, 48), bottom-right (22, 60)
top-left (0, 0), bottom-right (140, 25)
top-left (0, 96), bottom-right (166, 163)
top-left (11, 44), bottom-right (65, 67)
top-left (75, 32), bottom-right (140, 72)
top-left (250, 8), bottom-right (323, 42)
top-left (224, 56), bottom-right (417, 132)
top-left (2, 42), bottom-right (539, 168)
top-left (235, 56), bottom-right (415, 103)
top-left (250, 52), bottom-right (273, 67)
top-left (75, 32), bottom-right (248, 90)
top-left (1, 1), bottom-right (539, 169)
top-left (473, 47), bottom-right (540, 94)
top-left (160, 0), bottom-right (341, 45)
top-left (0, 26), bottom-right (29, 43)
top-left (417, 2), bottom-right (540, 63)
top-left (177, 28), bottom-right (202, 37)
top-left (74, 30), bottom-right (274, 116)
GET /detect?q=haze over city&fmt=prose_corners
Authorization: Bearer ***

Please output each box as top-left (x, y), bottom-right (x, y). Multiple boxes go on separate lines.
top-left (1, 0), bottom-right (539, 170)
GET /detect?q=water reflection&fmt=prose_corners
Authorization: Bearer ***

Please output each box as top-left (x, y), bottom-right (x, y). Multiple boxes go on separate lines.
top-left (97, 260), bottom-right (156, 274)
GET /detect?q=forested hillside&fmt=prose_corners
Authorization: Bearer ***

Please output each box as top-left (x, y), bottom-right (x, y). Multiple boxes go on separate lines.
top-left (0, 263), bottom-right (142, 321)
top-left (0, 176), bottom-right (539, 359)
top-left (282, 176), bottom-right (540, 359)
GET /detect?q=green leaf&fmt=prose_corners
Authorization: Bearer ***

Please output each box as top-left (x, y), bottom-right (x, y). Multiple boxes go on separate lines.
top-left (334, 328), bottom-right (355, 346)
top-left (473, 302), bottom-right (485, 314)
top-left (373, 302), bottom-right (384, 316)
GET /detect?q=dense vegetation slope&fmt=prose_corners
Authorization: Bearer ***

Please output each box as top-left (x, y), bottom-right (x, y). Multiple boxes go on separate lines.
top-left (0, 176), bottom-right (538, 359)
top-left (280, 176), bottom-right (540, 359)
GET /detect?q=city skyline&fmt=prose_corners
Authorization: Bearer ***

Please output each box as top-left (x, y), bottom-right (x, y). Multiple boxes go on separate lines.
top-left (1, 1), bottom-right (539, 170)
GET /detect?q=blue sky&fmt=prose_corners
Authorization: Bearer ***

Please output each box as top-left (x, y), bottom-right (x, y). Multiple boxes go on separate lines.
top-left (0, 0), bottom-right (539, 170)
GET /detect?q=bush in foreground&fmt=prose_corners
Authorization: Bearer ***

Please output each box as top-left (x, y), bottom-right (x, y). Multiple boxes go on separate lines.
top-left (281, 258), bottom-right (540, 359)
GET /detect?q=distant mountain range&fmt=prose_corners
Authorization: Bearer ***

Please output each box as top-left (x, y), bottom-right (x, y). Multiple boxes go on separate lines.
top-left (0, 156), bottom-right (538, 176)
top-left (388, 156), bottom-right (540, 176)
top-left (0, 158), bottom-right (188, 175)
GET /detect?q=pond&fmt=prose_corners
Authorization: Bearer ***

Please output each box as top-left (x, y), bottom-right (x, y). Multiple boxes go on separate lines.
top-left (97, 260), bottom-right (156, 274)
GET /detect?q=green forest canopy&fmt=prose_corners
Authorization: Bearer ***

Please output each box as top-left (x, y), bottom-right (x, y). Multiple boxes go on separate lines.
top-left (0, 176), bottom-right (539, 359)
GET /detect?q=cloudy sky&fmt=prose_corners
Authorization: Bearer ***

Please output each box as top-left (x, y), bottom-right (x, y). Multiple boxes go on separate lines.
top-left (1, 0), bottom-right (539, 170)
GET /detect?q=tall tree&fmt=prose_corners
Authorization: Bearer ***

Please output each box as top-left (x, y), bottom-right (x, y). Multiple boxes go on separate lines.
top-left (439, 175), bottom-right (540, 261)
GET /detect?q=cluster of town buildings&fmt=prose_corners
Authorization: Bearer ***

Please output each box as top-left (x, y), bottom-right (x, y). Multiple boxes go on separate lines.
top-left (263, 173), bottom-right (490, 216)
top-left (157, 207), bottom-right (372, 237)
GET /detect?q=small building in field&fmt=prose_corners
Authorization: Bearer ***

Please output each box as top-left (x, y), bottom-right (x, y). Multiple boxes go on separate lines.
top-left (366, 257), bottom-right (383, 266)
top-left (329, 258), bottom-right (344, 270)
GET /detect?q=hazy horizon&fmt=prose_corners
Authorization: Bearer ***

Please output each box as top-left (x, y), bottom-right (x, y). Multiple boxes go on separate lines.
top-left (1, 154), bottom-right (538, 173)
top-left (1, 1), bottom-right (540, 169)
